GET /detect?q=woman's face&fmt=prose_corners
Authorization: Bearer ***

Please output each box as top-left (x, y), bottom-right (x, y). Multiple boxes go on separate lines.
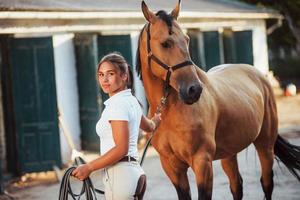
top-left (98, 61), bottom-right (127, 97)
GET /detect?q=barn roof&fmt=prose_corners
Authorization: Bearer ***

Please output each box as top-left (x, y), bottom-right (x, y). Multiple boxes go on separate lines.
top-left (0, 0), bottom-right (280, 19)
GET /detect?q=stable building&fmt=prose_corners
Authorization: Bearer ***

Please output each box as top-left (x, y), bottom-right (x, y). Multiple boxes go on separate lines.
top-left (0, 0), bottom-right (281, 187)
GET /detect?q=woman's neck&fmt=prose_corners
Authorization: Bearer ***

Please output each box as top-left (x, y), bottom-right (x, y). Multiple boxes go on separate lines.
top-left (109, 87), bottom-right (127, 97)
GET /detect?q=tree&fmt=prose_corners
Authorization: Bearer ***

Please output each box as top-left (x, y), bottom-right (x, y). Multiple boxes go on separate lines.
top-left (238, 0), bottom-right (300, 54)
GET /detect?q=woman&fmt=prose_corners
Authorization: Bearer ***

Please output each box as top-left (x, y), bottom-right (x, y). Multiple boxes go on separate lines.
top-left (72, 52), bottom-right (161, 200)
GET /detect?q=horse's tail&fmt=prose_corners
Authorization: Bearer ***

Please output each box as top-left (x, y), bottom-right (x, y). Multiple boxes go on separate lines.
top-left (274, 135), bottom-right (300, 181)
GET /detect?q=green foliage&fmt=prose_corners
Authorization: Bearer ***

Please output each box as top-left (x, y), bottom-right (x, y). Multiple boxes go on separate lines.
top-left (270, 57), bottom-right (300, 79)
top-left (268, 20), bottom-right (296, 48)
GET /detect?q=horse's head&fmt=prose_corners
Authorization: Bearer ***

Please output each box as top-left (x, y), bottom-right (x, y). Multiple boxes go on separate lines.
top-left (139, 0), bottom-right (202, 105)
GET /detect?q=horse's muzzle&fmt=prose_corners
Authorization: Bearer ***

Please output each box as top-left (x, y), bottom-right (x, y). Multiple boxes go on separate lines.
top-left (179, 83), bottom-right (202, 104)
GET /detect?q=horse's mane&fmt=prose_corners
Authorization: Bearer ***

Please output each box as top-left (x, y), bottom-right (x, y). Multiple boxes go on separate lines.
top-left (135, 10), bottom-right (174, 80)
top-left (135, 24), bottom-right (147, 80)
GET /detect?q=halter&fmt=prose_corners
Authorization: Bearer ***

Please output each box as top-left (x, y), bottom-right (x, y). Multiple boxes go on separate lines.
top-left (146, 23), bottom-right (193, 93)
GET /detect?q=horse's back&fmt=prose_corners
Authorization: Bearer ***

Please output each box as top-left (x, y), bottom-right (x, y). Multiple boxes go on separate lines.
top-left (208, 63), bottom-right (263, 79)
top-left (207, 64), bottom-right (271, 95)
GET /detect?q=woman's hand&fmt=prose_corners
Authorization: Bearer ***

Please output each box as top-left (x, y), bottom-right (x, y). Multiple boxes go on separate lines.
top-left (140, 113), bottom-right (162, 132)
top-left (72, 164), bottom-right (92, 181)
top-left (151, 113), bottom-right (161, 131)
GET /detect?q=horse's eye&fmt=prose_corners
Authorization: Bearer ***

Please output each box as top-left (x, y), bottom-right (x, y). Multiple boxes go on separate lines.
top-left (161, 41), bottom-right (171, 48)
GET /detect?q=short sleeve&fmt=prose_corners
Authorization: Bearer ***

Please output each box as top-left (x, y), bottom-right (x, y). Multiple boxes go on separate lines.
top-left (106, 101), bottom-right (129, 121)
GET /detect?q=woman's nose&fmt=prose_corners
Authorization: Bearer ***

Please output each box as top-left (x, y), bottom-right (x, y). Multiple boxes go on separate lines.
top-left (101, 74), bottom-right (109, 82)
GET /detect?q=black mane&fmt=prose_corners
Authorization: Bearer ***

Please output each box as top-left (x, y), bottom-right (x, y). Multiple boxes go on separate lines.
top-left (135, 10), bottom-right (174, 80)
top-left (135, 24), bottom-right (147, 80)
top-left (156, 10), bottom-right (173, 30)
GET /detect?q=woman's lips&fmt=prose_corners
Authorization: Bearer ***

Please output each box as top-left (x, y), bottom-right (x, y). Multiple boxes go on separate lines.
top-left (102, 85), bottom-right (110, 89)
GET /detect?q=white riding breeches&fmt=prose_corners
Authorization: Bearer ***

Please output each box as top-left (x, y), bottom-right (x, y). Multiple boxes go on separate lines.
top-left (103, 161), bottom-right (145, 200)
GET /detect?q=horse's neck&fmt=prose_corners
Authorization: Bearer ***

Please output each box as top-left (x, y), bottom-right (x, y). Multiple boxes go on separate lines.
top-left (196, 67), bottom-right (209, 85)
top-left (196, 68), bottom-right (221, 106)
top-left (141, 67), bottom-right (165, 114)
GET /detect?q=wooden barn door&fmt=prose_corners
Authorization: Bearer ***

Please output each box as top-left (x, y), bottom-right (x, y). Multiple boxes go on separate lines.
top-left (75, 34), bottom-right (100, 151)
top-left (223, 29), bottom-right (253, 65)
top-left (9, 37), bottom-right (61, 172)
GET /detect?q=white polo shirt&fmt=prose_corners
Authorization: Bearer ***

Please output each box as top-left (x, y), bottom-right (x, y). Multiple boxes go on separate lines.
top-left (96, 89), bottom-right (142, 160)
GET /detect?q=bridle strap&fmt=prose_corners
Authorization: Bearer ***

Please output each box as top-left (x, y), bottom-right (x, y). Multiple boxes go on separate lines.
top-left (146, 23), bottom-right (193, 86)
top-left (172, 60), bottom-right (193, 71)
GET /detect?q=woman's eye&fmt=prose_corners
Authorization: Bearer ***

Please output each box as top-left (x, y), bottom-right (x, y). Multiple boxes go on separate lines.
top-left (109, 72), bottom-right (114, 76)
top-left (98, 73), bottom-right (104, 77)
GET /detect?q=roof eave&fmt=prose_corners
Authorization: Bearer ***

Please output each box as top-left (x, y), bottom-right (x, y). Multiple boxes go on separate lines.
top-left (0, 11), bottom-right (283, 20)
top-left (181, 11), bottom-right (283, 20)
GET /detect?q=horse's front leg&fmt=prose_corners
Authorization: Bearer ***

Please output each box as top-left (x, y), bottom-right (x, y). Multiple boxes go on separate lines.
top-left (160, 155), bottom-right (191, 200)
top-left (191, 151), bottom-right (214, 200)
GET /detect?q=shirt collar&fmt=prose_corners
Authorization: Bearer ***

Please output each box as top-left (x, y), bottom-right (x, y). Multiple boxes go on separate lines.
top-left (104, 89), bottom-right (132, 106)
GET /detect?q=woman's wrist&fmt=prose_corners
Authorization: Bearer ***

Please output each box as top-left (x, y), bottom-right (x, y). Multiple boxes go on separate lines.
top-left (150, 119), bottom-right (157, 131)
top-left (86, 163), bottom-right (94, 173)
top-left (150, 113), bottom-right (161, 132)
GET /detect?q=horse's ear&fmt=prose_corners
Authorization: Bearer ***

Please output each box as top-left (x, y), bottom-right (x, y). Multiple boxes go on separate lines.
top-left (141, 1), bottom-right (157, 24)
top-left (171, 0), bottom-right (181, 20)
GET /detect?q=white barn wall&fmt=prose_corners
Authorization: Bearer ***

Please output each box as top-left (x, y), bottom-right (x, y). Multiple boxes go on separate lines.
top-left (53, 34), bottom-right (81, 164)
top-left (131, 32), bottom-right (148, 114)
top-left (252, 21), bottom-right (269, 74)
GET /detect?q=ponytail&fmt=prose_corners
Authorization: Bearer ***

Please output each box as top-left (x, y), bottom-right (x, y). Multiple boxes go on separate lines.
top-left (127, 65), bottom-right (135, 95)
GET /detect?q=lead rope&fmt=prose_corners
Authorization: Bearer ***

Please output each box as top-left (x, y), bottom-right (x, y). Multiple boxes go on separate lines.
top-left (140, 86), bottom-right (170, 166)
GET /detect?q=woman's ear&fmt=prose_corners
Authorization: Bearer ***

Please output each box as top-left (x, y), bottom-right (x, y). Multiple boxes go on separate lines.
top-left (122, 72), bottom-right (128, 82)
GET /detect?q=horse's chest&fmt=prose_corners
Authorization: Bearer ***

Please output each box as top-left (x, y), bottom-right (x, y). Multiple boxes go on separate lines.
top-left (152, 124), bottom-right (205, 159)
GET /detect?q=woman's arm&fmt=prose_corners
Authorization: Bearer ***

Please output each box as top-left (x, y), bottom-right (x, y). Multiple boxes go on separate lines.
top-left (72, 120), bottom-right (129, 180)
top-left (140, 113), bottom-right (161, 132)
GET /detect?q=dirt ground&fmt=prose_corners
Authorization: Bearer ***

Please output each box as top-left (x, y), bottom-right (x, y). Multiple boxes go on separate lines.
top-left (276, 94), bottom-right (300, 129)
top-left (0, 94), bottom-right (300, 200)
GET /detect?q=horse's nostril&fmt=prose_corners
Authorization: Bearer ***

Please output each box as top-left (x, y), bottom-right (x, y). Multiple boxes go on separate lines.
top-left (188, 84), bottom-right (202, 98)
top-left (188, 85), bottom-right (196, 96)
top-left (179, 84), bottom-right (202, 104)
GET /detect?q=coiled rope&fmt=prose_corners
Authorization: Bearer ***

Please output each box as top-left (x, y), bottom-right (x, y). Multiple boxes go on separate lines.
top-left (58, 157), bottom-right (104, 200)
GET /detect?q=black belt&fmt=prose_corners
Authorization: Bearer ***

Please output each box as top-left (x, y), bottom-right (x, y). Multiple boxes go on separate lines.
top-left (118, 156), bottom-right (137, 162)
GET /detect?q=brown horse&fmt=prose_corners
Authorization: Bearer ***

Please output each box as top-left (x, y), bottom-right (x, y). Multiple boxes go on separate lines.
top-left (136, 1), bottom-right (300, 200)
